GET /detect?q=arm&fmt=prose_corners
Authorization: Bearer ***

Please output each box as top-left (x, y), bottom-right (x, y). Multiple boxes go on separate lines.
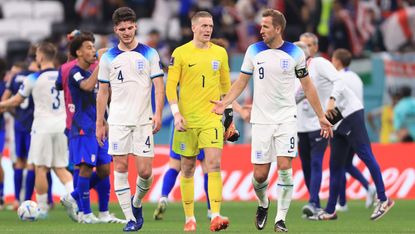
top-left (0, 93), bottom-right (25, 109)
top-left (1, 89), bottom-right (12, 101)
top-left (212, 72), bottom-right (251, 115)
top-left (232, 101), bottom-right (251, 123)
top-left (79, 66), bottom-right (99, 91)
top-left (300, 75), bottom-right (333, 138)
top-left (152, 76), bottom-right (165, 134)
top-left (96, 82), bottom-right (109, 146)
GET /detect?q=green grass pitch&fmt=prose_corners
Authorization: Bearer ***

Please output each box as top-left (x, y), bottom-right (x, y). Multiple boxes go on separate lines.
top-left (0, 200), bottom-right (413, 233)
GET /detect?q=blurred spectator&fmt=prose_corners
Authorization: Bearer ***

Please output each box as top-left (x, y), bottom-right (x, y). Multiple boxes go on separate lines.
top-left (367, 87), bottom-right (402, 143)
top-left (146, 29), bottom-right (170, 69)
top-left (212, 0), bottom-right (241, 50)
top-left (278, 0), bottom-right (308, 42)
top-left (393, 86), bottom-right (415, 142)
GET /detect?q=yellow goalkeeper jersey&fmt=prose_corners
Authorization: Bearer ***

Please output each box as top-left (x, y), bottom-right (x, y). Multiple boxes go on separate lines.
top-left (166, 41), bottom-right (231, 128)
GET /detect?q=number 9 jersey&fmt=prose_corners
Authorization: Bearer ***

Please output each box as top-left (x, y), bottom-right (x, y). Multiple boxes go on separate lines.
top-left (18, 69), bottom-right (65, 133)
top-left (166, 42), bottom-right (231, 128)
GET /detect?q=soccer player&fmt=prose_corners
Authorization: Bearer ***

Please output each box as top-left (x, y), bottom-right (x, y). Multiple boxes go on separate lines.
top-left (0, 58), bottom-right (6, 209)
top-left (96, 7), bottom-right (165, 232)
top-left (166, 11), bottom-right (233, 232)
top-left (153, 128), bottom-right (210, 220)
top-left (291, 49), bottom-right (394, 222)
top-left (393, 86), bottom-right (415, 142)
top-left (212, 9), bottom-right (333, 232)
top-left (59, 33), bottom-right (125, 224)
top-left (0, 42), bottom-right (74, 218)
top-left (1, 58), bottom-right (40, 209)
top-left (331, 48), bottom-right (376, 211)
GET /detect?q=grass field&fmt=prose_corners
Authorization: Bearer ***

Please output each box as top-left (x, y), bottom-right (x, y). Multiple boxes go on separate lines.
top-left (0, 200), bottom-right (413, 233)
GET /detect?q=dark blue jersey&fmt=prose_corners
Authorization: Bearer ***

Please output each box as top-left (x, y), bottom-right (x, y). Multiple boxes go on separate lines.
top-left (0, 81), bottom-right (6, 131)
top-left (6, 71), bottom-right (35, 131)
top-left (68, 65), bottom-right (96, 137)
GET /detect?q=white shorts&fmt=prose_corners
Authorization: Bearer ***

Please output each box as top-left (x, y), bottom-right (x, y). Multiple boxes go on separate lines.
top-left (30, 132), bottom-right (68, 168)
top-left (108, 124), bottom-right (154, 157)
top-left (251, 122), bottom-right (298, 164)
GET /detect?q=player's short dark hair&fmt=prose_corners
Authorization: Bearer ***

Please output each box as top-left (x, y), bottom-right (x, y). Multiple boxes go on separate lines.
top-left (262, 9), bottom-right (286, 32)
top-left (398, 85), bottom-right (412, 98)
top-left (69, 32), bottom-right (95, 58)
top-left (112, 7), bottom-right (136, 25)
top-left (191, 11), bottom-right (213, 25)
top-left (37, 42), bottom-right (57, 61)
top-left (333, 48), bottom-right (352, 67)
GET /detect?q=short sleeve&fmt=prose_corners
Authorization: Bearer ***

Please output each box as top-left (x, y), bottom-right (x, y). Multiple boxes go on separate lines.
top-left (149, 48), bottom-right (164, 79)
top-left (98, 53), bottom-right (110, 83)
top-left (18, 74), bottom-right (35, 97)
top-left (240, 45), bottom-right (254, 75)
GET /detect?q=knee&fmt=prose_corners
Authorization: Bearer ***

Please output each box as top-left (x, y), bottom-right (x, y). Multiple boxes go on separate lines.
top-left (138, 167), bottom-right (152, 179)
top-left (253, 171), bottom-right (268, 183)
top-left (206, 158), bottom-right (221, 172)
top-left (96, 165), bottom-right (110, 178)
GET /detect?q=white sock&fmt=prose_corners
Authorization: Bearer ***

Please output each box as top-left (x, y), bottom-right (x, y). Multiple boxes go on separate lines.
top-left (36, 193), bottom-right (48, 212)
top-left (275, 169), bottom-right (293, 223)
top-left (99, 211), bottom-right (110, 218)
top-left (114, 171), bottom-right (135, 221)
top-left (185, 216), bottom-right (196, 223)
top-left (133, 175), bottom-right (153, 208)
top-left (252, 178), bottom-right (269, 208)
top-left (64, 181), bottom-right (74, 193)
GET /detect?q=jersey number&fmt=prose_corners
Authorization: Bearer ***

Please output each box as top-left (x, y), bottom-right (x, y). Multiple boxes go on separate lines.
top-left (259, 67), bottom-right (264, 79)
top-left (201, 75), bottom-right (205, 88)
top-left (289, 137), bottom-right (295, 149)
top-left (117, 70), bottom-right (124, 82)
top-left (51, 87), bottom-right (61, 109)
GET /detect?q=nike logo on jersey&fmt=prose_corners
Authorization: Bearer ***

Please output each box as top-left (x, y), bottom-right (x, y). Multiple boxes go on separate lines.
top-left (143, 150), bottom-right (150, 153)
top-left (257, 61), bottom-right (265, 65)
top-left (114, 65), bottom-right (121, 69)
top-left (288, 150), bottom-right (294, 153)
top-left (211, 141), bottom-right (218, 144)
top-left (188, 63), bottom-right (196, 67)
top-left (315, 137), bottom-right (323, 142)
top-left (346, 130), bottom-right (351, 136)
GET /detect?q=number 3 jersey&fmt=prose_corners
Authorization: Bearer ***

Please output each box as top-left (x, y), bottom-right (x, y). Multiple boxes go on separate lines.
top-left (19, 68), bottom-right (65, 133)
top-left (241, 41), bottom-right (307, 124)
top-left (166, 42), bottom-right (231, 128)
top-left (98, 43), bottom-right (164, 126)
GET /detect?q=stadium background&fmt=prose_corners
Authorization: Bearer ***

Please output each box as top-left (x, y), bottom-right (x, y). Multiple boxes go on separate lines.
top-left (0, 0), bottom-right (414, 203)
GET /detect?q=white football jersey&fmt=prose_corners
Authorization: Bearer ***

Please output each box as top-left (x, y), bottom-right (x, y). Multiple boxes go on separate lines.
top-left (19, 69), bottom-right (65, 133)
top-left (297, 57), bottom-right (343, 132)
top-left (339, 68), bottom-right (363, 103)
top-left (241, 41), bottom-right (308, 124)
top-left (98, 43), bottom-right (164, 126)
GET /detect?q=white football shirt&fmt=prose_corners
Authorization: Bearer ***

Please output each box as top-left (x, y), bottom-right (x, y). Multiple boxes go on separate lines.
top-left (241, 41), bottom-right (308, 124)
top-left (98, 43), bottom-right (164, 126)
top-left (339, 68), bottom-right (363, 103)
top-left (19, 69), bottom-right (66, 133)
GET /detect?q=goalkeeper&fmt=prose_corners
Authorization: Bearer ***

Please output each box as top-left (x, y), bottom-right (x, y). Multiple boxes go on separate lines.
top-left (165, 10), bottom-right (236, 232)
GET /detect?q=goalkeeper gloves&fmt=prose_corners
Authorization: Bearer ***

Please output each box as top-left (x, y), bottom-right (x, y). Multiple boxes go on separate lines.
top-left (223, 107), bottom-right (240, 142)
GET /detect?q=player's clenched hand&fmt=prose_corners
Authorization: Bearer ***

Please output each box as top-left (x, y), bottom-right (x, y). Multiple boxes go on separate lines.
top-left (211, 100), bottom-right (225, 115)
top-left (96, 122), bottom-right (107, 147)
top-left (152, 114), bottom-right (162, 134)
top-left (319, 116), bottom-right (333, 139)
top-left (325, 98), bottom-right (337, 119)
top-left (174, 113), bottom-right (186, 132)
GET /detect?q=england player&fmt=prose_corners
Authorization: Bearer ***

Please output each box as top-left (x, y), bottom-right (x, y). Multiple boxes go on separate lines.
top-left (212, 9), bottom-right (332, 232)
top-left (292, 49), bottom-right (395, 222)
top-left (59, 33), bottom-right (125, 224)
top-left (331, 48), bottom-right (376, 211)
top-left (166, 11), bottom-right (232, 232)
top-left (96, 7), bottom-right (165, 232)
top-left (0, 42), bottom-right (74, 218)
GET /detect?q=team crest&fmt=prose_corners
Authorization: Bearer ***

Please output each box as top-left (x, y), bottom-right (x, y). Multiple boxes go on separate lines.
top-left (137, 59), bottom-right (144, 71)
top-left (91, 154), bottom-right (96, 162)
top-left (256, 151), bottom-right (262, 159)
top-left (169, 57), bottom-right (175, 66)
top-left (113, 143), bottom-right (118, 151)
top-left (180, 143), bottom-right (186, 151)
top-left (280, 59), bottom-right (290, 72)
top-left (212, 60), bottom-right (220, 71)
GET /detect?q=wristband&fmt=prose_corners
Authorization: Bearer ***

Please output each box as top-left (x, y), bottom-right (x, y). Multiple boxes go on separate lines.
top-left (170, 103), bottom-right (180, 115)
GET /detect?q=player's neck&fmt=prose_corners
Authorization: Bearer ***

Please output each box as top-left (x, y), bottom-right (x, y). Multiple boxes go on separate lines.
top-left (77, 59), bottom-right (90, 70)
top-left (118, 39), bottom-right (139, 51)
top-left (40, 62), bottom-right (54, 70)
top-left (266, 37), bottom-right (284, 49)
top-left (192, 39), bottom-right (210, 49)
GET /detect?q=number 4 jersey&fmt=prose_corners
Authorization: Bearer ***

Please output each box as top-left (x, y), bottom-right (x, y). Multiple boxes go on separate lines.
top-left (19, 68), bottom-right (65, 133)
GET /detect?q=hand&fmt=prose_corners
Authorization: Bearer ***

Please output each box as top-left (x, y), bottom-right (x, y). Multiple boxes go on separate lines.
top-left (96, 122), bottom-right (107, 147)
top-left (319, 116), bottom-right (333, 139)
top-left (325, 98), bottom-right (337, 119)
top-left (174, 112), bottom-right (186, 132)
top-left (152, 114), bottom-right (162, 134)
top-left (224, 121), bottom-right (240, 142)
top-left (211, 100), bottom-right (225, 115)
